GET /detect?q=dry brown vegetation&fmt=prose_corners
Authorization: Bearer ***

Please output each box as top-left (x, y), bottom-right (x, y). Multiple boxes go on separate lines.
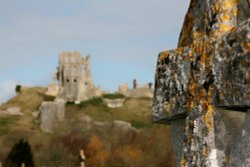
top-left (0, 87), bottom-right (176, 167)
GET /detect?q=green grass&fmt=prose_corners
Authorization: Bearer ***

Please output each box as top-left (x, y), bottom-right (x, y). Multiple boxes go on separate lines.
top-left (0, 87), bottom-right (46, 113)
top-left (103, 93), bottom-right (125, 99)
top-left (65, 98), bottom-right (151, 129)
top-left (130, 120), bottom-right (145, 129)
top-left (138, 96), bottom-right (152, 100)
top-left (79, 98), bottom-right (103, 107)
top-left (78, 98), bottom-right (110, 112)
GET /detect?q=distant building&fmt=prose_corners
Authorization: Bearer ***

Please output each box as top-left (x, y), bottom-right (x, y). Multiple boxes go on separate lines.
top-left (45, 51), bottom-right (103, 103)
top-left (118, 79), bottom-right (153, 98)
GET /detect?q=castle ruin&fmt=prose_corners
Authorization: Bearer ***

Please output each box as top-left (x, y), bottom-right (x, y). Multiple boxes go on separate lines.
top-left (118, 79), bottom-right (153, 98)
top-left (46, 51), bottom-right (103, 103)
top-left (41, 51), bottom-right (103, 132)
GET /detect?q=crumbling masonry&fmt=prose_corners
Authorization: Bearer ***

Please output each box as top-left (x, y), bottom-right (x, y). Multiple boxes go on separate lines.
top-left (56, 51), bottom-right (102, 103)
top-left (40, 51), bottom-right (103, 132)
top-left (152, 0), bottom-right (250, 167)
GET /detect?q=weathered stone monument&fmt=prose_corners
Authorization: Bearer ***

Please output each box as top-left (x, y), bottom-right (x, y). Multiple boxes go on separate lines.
top-left (40, 99), bottom-right (65, 133)
top-left (56, 51), bottom-right (102, 103)
top-left (152, 0), bottom-right (249, 166)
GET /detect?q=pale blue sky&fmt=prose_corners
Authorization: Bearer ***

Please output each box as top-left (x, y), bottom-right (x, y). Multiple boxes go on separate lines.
top-left (0, 0), bottom-right (189, 103)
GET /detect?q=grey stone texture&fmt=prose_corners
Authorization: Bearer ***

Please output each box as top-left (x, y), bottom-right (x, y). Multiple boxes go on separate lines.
top-left (170, 119), bottom-right (186, 167)
top-left (45, 83), bottom-right (59, 96)
top-left (39, 100), bottom-right (65, 133)
top-left (228, 109), bottom-right (250, 167)
top-left (103, 98), bottom-right (125, 108)
top-left (152, 0), bottom-right (250, 166)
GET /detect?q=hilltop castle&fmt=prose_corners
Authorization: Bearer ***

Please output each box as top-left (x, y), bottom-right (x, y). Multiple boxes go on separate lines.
top-left (46, 51), bottom-right (102, 103)
top-left (41, 51), bottom-right (103, 132)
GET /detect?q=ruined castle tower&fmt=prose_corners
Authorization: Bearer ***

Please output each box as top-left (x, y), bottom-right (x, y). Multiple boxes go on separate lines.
top-left (152, 0), bottom-right (249, 167)
top-left (57, 51), bottom-right (102, 102)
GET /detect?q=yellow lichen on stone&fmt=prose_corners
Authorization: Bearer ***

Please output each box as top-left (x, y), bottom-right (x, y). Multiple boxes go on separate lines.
top-left (220, 24), bottom-right (233, 33)
top-left (180, 157), bottom-right (187, 167)
top-left (203, 87), bottom-right (215, 132)
top-left (164, 101), bottom-right (170, 113)
top-left (173, 96), bottom-right (177, 107)
top-left (196, 89), bottom-right (206, 105)
top-left (242, 42), bottom-right (250, 50)
top-left (204, 93), bottom-right (215, 131)
top-left (210, 29), bottom-right (221, 38)
top-left (188, 82), bottom-right (197, 96)
top-left (204, 109), bottom-right (214, 132)
top-left (188, 97), bottom-right (194, 112)
top-left (246, 71), bottom-right (250, 80)
top-left (230, 26), bottom-right (238, 33)
top-left (193, 31), bottom-right (200, 39)
top-left (210, 0), bottom-right (239, 36)
top-left (159, 51), bottom-right (169, 62)
top-left (176, 47), bottom-right (184, 55)
top-left (203, 147), bottom-right (209, 158)
top-left (220, 14), bottom-right (231, 22)
top-left (188, 49), bottom-right (194, 62)
top-left (232, 8), bottom-right (238, 17)
top-left (222, 0), bottom-right (239, 7)
top-left (182, 52), bottom-right (187, 61)
top-left (200, 53), bottom-right (209, 66)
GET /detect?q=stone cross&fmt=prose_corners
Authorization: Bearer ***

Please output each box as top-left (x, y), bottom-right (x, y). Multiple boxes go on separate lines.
top-left (152, 1), bottom-right (250, 166)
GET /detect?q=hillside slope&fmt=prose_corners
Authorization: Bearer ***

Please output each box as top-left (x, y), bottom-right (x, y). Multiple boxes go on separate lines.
top-left (0, 87), bottom-right (175, 167)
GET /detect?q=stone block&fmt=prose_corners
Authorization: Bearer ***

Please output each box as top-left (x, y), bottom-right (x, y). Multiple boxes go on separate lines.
top-left (103, 98), bottom-right (125, 108)
top-left (39, 100), bottom-right (65, 133)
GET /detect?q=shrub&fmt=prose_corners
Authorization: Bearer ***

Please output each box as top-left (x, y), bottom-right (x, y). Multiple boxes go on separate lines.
top-left (79, 98), bottom-right (103, 108)
top-left (130, 120), bottom-right (145, 129)
top-left (15, 85), bottom-right (22, 93)
top-left (4, 139), bottom-right (35, 167)
top-left (43, 95), bottom-right (55, 102)
top-left (37, 141), bottom-right (74, 167)
top-left (103, 94), bottom-right (125, 99)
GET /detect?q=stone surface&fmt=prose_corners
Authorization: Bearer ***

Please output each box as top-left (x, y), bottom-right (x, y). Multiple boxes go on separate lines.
top-left (55, 99), bottom-right (65, 121)
top-left (40, 102), bottom-right (57, 133)
top-left (45, 83), bottom-right (59, 96)
top-left (152, 0), bottom-right (250, 166)
top-left (228, 109), bottom-right (250, 167)
top-left (118, 83), bottom-right (129, 94)
top-left (32, 111), bottom-right (40, 118)
top-left (118, 80), bottom-right (153, 98)
top-left (170, 119), bottom-right (186, 167)
top-left (56, 51), bottom-right (103, 102)
top-left (113, 120), bottom-right (132, 130)
top-left (39, 100), bottom-right (65, 133)
top-left (0, 107), bottom-right (23, 116)
top-left (103, 98), bottom-right (125, 108)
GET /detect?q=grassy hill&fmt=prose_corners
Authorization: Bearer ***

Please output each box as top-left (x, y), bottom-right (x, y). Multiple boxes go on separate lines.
top-left (0, 87), bottom-right (176, 167)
